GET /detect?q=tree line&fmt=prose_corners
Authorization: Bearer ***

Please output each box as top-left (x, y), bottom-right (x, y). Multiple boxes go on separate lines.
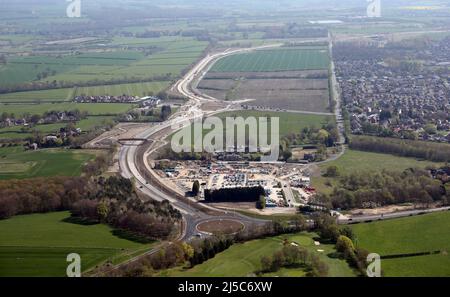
top-left (258, 242), bottom-right (329, 277)
top-left (263, 25), bottom-right (328, 39)
top-left (104, 215), bottom-right (311, 277)
top-left (314, 213), bottom-right (370, 276)
top-left (70, 176), bottom-right (181, 240)
top-left (313, 167), bottom-right (450, 210)
top-left (0, 175), bottom-right (181, 240)
top-left (281, 121), bottom-right (340, 162)
top-left (349, 135), bottom-right (450, 162)
top-left (0, 74), bottom-right (173, 95)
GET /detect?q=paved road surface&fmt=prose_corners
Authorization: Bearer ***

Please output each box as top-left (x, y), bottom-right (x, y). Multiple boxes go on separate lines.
top-left (338, 206), bottom-right (450, 224)
top-left (119, 45), bottom-right (283, 241)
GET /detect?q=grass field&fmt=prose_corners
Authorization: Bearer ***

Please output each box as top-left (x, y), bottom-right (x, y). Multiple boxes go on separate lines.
top-left (0, 81), bottom-right (170, 102)
top-left (0, 211), bottom-right (155, 276)
top-left (218, 110), bottom-right (333, 137)
top-left (0, 88), bottom-right (74, 102)
top-left (33, 39), bottom-right (207, 85)
top-left (350, 211), bottom-right (450, 276)
top-left (211, 48), bottom-right (330, 72)
top-left (161, 232), bottom-right (355, 277)
top-left (0, 102), bottom-right (134, 116)
top-left (171, 110), bottom-right (334, 146)
top-left (320, 149), bottom-right (440, 174)
top-left (381, 254), bottom-right (450, 277)
top-left (1, 36), bottom-right (207, 98)
top-left (74, 81), bottom-right (170, 97)
top-left (0, 147), bottom-right (97, 180)
top-left (312, 149), bottom-right (442, 195)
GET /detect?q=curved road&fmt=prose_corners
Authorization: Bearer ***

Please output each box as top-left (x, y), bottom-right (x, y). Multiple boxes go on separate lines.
top-left (119, 45), bottom-right (282, 241)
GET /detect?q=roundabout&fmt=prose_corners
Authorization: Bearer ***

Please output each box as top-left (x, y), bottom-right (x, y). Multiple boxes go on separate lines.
top-left (196, 219), bottom-right (245, 235)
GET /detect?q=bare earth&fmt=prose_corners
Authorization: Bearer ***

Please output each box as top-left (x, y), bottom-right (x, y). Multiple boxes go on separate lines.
top-left (198, 70), bottom-right (330, 112)
top-left (349, 203), bottom-right (440, 216)
top-left (197, 219), bottom-right (245, 235)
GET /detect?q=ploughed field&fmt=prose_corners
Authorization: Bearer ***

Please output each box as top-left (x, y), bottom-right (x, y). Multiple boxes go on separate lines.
top-left (198, 48), bottom-right (331, 113)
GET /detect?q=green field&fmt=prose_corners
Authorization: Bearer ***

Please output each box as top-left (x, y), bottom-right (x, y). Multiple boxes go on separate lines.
top-left (74, 81), bottom-right (170, 97)
top-left (351, 211), bottom-right (450, 276)
top-left (33, 39), bottom-right (207, 85)
top-left (162, 232), bottom-right (355, 277)
top-left (1, 37), bottom-right (207, 91)
top-left (0, 102), bottom-right (134, 116)
top-left (171, 110), bottom-right (334, 146)
top-left (0, 212), bottom-right (155, 276)
top-left (321, 149), bottom-right (440, 174)
top-left (211, 48), bottom-right (330, 72)
top-left (0, 81), bottom-right (170, 102)
top-left (313, 149), bottom-right (442, 194)
top-left (0, 88), bottom-right (74, 102)
top-left (0, 147), bottom-right (97, 180)
top-left (381, 254), bottom-right (450, 277)
top-left (1, 51), bottom-right (143, 85)
top-left (218, 110), bottom-right (333, 137)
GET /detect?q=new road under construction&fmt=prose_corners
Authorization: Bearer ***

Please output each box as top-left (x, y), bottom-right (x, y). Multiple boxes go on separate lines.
top-left (118, 45), bottom-right (283, 241)
top-left (117, 41), bottom-right (450, 246)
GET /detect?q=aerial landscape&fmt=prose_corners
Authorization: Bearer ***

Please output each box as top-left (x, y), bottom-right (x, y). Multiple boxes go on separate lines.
top-left (0, 0), bottom-right (449, 287)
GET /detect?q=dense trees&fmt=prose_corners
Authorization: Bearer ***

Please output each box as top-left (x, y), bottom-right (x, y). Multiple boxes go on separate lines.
top-left (313, 213), bottom-right (369, 275)
top-left (316, 168), bottom-right (450, 210)
top-left (323, 165), bottom-right (340, 177)
top-left (0, 174), bottom-right (181, 240)
top-left (263, 25), bottom-right (327, 39)
top-left (281, 121), bottom-right (340, 162)
top-left (335, 235), bottom-right (369, 275)
top-left (350, 135), bottom-right (450, 162)
top-left (258, 243), bottom-right (329, 277)
top-left (283, 121), bottom-right (340, 148)
top-left (110, 236), bottom-right (233, 277)
top-left (111, 215), bottom-right (311, 277)
top-left (257, 195), bottom-right (266, 209)
top-left (0, 177), bottom-right (87, 219)
top-left (160, 105), bottom-right (172, 121)
top-left (336, 235), bottom-right (355, 254)
top-left (192, 180), bottom-right (200, 196)
top-left (71, 199), bottom-right (99, 219)
top-left (313, 213), bottom-right (341, 242)
top-left (189, 236), bottom-right (234, 266)
top-left (159, 147), bottom-right (213, 161)
top-left (69, 176), bottom-right (181, 240)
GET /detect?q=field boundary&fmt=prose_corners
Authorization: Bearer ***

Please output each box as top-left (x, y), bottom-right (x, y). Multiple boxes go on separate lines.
top-left (380, 250), bottom-right (442, 259)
